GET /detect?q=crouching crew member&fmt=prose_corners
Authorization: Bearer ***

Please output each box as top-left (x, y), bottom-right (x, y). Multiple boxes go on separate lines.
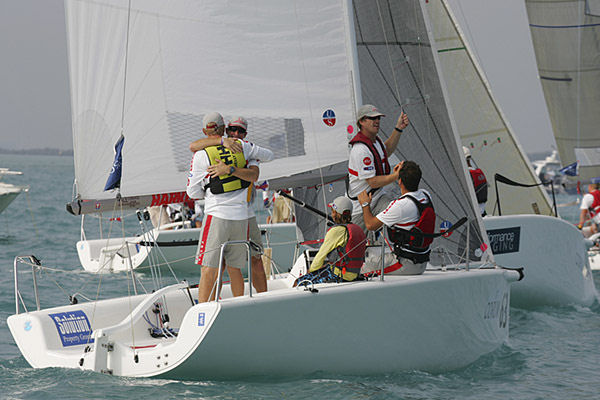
top-left (295, 196), bottom-right (367, 286)
top-left (357, 161), bottom-right (435, 275)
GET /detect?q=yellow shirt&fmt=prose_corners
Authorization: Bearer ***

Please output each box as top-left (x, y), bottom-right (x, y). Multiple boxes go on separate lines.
top-left (309, 225), bottom-right (358, 281)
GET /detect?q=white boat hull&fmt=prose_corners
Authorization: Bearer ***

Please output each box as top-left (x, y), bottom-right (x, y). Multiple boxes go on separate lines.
top-left (77, 223), bottom-right (298, 275)
top-left (8, 266), bottom-right (519, 378)
top-left (0, 182), bottom-right (24, 214)
top-left (484, 215), bottom-right (597, 307)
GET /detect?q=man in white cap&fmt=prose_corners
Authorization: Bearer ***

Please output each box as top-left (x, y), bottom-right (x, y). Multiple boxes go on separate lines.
top-left (189, 116), bottom-right (274, 294)
top-left (348, 104), bottom-right (409, 232)
top-left (295, 196), bottom-right (367, 285)
top-left (463, 146), bottom-right (488, 216)
top-left (187, 112), bottom-right (273, 302)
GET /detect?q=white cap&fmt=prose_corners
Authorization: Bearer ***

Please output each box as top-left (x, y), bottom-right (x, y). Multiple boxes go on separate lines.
top-left (357, 104), bottom-right (385, 122)
top-left (228, 116), bottom-right (248, 131)
top-left (463, 146), bottom-right (471, 159)
top-left (329, 196), bottom-right (353, 213)
top-left (202, 112), bottom-right (224, 133)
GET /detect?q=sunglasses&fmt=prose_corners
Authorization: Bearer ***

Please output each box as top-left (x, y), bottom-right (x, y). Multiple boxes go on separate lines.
top-left (364, 116), bottom-right (381, 121)
top-left (226, 126), bottom-right (246, 134)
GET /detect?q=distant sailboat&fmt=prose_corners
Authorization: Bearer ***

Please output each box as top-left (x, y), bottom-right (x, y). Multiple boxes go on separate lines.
top-left (526, 0), bottom-right (600, 270)
top-left (427, 0), bottom-right (596, 306)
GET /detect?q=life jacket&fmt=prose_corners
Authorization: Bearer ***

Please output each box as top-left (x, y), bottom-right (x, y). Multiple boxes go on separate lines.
top-left (326, 223), bottom-right (366, 281)
top-left (349, 132), bottom-right (391, 176)
top-left (589, 189), bottom-right (600, 217)
top-left (347, 132), bottom-right (391, 200)
top-left (203, 144), bottom-right (251, 194)
top-left (469, 168), bottom-right (488, 203)
top-left (387, 192), bottom-right (435, 264)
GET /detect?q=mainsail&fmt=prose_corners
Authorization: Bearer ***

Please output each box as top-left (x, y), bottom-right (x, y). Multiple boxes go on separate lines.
top-left (525, 0), bottom-right (600, 181)
top-left (426, 0), bottom-right (554, 216)
top-left (65, 0), bottom-right (356, 214)
top-left (350, 0), bottom-right (492, 263)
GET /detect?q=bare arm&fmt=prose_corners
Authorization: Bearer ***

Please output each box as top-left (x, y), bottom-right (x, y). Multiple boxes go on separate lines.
top-left (189, 136), bottom-right (243, 153)
top-left (364, 162), bottom-right (403, 189)
top-left (207, 160), bottom-right (259, 182)
top-left (384, 111), bottom-right (409, 154)
top-left (357, 190), bottom-right (384, 231)
top-left (578, 208), bottom-right (589, 228)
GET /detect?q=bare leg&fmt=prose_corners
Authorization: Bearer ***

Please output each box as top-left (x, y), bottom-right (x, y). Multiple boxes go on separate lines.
top-left (251, 255), bottom-right (267, 293)
top-left (227, 267), bottom-right (245, 297)
top-left (198, 266), bottom-right (218, 303)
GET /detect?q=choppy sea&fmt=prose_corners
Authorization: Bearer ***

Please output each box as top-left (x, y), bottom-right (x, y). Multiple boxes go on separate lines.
top-left (1, 154), bottom-right (599, 399)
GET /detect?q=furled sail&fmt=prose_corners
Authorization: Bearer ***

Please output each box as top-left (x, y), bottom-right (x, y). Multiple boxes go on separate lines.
top-left (525, 0), bottom-right (600, 181)
top-left (426, 0), bottom-right (554, 216)
top-left (65, 0), bottom-right (356, 214)
top-left (351, 0), bottom-right (492, 263)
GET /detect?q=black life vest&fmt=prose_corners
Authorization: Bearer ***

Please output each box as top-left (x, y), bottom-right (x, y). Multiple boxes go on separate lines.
top-left (326, 223), bottom-right (367, 280)
top-left (469, 168), bottom-right (488, 203)
top-left (387, 192), bottom-right (436, 264)
top-left (203, 145), bottom-right (251, 194)
top-left (349, 132), bottom-right (391, 176)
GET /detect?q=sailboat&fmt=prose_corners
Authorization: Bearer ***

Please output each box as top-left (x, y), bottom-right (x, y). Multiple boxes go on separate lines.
top-left (427, 0), bottom-right (596, 307)
top-left (8, 0), bottom-right (522, 377)
top-left (525, 0), bottom-right (600, 271)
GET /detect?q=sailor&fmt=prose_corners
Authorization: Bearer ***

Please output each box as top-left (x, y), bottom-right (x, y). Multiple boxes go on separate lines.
top-left (357, 161), bottom-right (435, 275)
top-left (463, 146), bottom-right (488, 216)
top-left (187, 112), bottom-right (273, 303)
top-left (189, 116), bottom-right (274, 294)
top-left (295, 196), bottom-right (367, 285)
top-left (577, 180), bottom-right (600, 237)
top-left (347, 104), bottom-right (409, 232)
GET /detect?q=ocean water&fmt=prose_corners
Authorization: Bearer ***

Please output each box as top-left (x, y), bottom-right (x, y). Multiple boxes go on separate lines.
top-left (1, 154), bottom-right (600, 399)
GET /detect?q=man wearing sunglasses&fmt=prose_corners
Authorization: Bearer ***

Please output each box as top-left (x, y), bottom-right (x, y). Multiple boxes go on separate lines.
top-left (189, 116), bottom-right (273, 296)
top-left (347, 104), bottom-right (409, 232)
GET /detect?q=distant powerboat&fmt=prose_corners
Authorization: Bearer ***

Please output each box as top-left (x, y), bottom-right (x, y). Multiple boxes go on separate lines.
top-left (531, 150), bottom-right (577, 194)
top-left (0, 168), bottom-right (28, 214)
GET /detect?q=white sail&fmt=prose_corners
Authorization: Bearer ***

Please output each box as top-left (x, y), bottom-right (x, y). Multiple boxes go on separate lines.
top-left (66, 0), bottom-right (357, 209)
top-left (426, 0), bottom-right (554, 216)
top-left (525, 0), bottom-right (600, 181)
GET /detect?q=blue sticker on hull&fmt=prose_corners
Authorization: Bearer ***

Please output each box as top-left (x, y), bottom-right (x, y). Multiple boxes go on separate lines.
top-left (198, 312), bottom-right (205, 326)
top-left (48, 310), bottom-right (94, 347)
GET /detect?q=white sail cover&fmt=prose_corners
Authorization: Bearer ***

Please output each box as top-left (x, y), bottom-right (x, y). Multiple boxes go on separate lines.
top-left (351, 0), bottom-right (493, 263)
top-left (426, 0), bottom-right (554, 216)
top-left (65, 0), bottom-right (356, 203)
top-left (526, 0), bottom-right (600, 181)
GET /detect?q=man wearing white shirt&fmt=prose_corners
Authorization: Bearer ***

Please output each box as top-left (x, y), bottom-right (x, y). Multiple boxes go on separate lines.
top-left (187, 112), bottom-right (273, 302)
top-left (190, 116), bottom-right (273, 293)
top-left (358, 161), bottom-right (435, 275)
top-left (347, 104), bottom-right (409, 232)
top-left (578, 181), bottom-right (600, 237)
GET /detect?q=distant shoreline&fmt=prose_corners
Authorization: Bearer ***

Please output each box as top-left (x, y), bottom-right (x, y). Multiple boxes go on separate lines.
top-left (0, 148), bottom-right (73, 156)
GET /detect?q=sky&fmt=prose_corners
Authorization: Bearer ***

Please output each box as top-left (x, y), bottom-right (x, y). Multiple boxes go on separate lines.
top-left (0, 0), bottom-right (556, 154)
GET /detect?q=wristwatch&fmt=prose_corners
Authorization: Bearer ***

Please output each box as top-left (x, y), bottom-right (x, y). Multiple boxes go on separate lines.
top-left (361, 202), bottom-right (370, 208)
top-left (229, 166), bottom-right (235, 175)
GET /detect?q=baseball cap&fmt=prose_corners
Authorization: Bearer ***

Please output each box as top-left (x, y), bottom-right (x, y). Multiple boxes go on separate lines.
top-left (202, 112), bottom-right (224, 133)
top-left (463, 146), bottom-right (471, 159)
top-left (357, 104), bottom-right (385, 122)
top-left (329, 196), bottom-right (353, 213)
top-left (228, 116), bottom-right (248, 131)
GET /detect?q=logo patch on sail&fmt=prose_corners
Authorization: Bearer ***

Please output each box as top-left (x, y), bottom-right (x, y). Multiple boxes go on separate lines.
top-left (48, 310), bottom-right (94, 347)
top-left (322, 109), bottom-right (336, 127)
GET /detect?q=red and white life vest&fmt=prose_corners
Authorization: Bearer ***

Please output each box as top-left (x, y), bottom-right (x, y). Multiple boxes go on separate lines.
top-left (326, 223), bottom-right (367, 277)
top-left (469, 168), bottom-right (488, 203)
top-left (349, 132), bottom-right (391, 176)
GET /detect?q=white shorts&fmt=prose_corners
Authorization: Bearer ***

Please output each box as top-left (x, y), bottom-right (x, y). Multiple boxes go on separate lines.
top-left (195, 215), bottom-right (249, 269)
